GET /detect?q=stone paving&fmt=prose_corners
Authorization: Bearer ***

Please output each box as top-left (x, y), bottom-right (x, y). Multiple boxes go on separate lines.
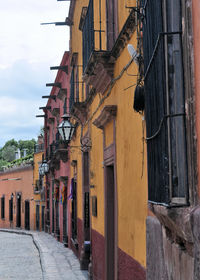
top-left (0, 229), bottom-right (89, 280)
top-left (0, 232), bottom-right (43, 280)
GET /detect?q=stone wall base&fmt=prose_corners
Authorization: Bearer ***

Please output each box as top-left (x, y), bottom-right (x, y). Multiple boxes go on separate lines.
top-left (147, 216), bottom-right (195, 280)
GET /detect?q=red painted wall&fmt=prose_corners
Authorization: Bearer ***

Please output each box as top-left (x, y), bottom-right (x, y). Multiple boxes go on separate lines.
top-left (91, 229), bottom-right (146, 280)
top-left (44, 51), bottom-right (71, 243)
top-left (91, 229), bottom-right (105, 280)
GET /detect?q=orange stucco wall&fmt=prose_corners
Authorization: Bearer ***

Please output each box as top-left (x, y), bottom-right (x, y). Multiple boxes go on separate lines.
top-left (0, 166), bottom-right (34, 230)
top-left (89, 33), bottom-right (147, 267)
top-left (193, 0), bottom-right (200, 198)
top-left (33, 151), bottom-right (45, 231)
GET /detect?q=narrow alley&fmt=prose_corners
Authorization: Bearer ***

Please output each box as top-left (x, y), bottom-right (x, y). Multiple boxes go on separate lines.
top-left (0, 230), bottom-right (88, 280)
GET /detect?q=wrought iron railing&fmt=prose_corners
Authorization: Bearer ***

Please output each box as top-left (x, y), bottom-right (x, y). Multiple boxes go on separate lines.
top-left (82, 0), bottom-right (95, 72)
top-left (70, 66), bottom-right (76, 111)
top-left (34, 143), bottom-right (44, 153)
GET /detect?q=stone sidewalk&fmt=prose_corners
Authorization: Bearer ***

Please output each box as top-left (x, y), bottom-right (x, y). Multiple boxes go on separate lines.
top-left (0, 229), bottom-right (88, 280)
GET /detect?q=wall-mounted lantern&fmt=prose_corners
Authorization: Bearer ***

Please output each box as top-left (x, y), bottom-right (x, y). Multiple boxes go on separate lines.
top-left (39, 164), bottom-right (44, 176)
top-left (39, 160), bottom-right (49, 176)
top-left (42, 160), bottom-right (49, 174)
top-left (58, 114), bottom-right (75, 143)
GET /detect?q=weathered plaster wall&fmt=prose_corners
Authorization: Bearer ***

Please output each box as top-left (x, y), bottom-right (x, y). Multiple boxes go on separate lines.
top-left (147, 216), bottom-right (194, 280)
top-left (0, 166), bottom-right (34, 230)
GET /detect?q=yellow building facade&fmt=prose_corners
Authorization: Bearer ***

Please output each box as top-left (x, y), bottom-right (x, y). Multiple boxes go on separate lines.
top-left (68, 1), bottom-right (147, 279)
top-left (33, 141), bottom-right (46, 231)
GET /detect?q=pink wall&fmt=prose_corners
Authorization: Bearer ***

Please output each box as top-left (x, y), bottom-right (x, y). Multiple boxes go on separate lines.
top-left (44, 51), bottom-right (71, 243)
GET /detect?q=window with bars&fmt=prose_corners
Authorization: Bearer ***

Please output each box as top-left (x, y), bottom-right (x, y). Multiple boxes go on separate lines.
top-left (1, 196), bottom-right (5, 219)
top-left (142, 0), bottom-right (188, 206)
top-left (82, 0), bottom-right (94, 72)
top-left (70, 66), bottom-right (75, 112)
top-left (70, 55), bottom-right (86, 110)
top-left (106, 0), bottom-right (118, 50)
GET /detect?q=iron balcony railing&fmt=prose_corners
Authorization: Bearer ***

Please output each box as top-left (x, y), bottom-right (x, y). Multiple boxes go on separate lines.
top-left (70, 65), bottom-right (89, 111)
top-left (70, 66), bottom-right (76, 112)
top-left (48, 140), bottom-right (68, 160)
top-left (34, 143), bottom-right (44, 153)
top-left (82, 0), bottom-right (94, 72)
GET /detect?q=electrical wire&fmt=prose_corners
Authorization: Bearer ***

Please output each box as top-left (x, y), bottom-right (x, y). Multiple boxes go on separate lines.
top-left (145, 113), bottom-right (185, 141)
top-left (83, 56), bottom-right (135, 128)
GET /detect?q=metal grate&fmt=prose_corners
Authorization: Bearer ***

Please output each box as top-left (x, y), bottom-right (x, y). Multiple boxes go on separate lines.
top-left (82, 0), bottom-right (94, 72)
top-left (142, 0), bottom-right (188, 206)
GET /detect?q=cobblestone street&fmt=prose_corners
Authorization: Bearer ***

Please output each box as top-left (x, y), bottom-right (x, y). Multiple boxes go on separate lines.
top-left (0, 230), bottom-right (88, 280)
top-left (0, 232), bottom-right (42, 280)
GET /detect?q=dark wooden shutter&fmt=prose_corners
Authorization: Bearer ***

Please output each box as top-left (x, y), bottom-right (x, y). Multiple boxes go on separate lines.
top-left (143, 0), bottom-right (188, 206)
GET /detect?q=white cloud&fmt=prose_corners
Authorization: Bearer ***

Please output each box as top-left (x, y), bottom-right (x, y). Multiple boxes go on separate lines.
top-left (0, 96), bottom-right (44, 146)
top-left (0, 0), bottom-right (69, 67)
top-left (0, 0), bottom-right (70, 146)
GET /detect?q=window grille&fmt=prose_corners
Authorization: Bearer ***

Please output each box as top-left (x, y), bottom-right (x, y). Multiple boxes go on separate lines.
top-left (142, 0), bottom-right (188, 206)
top-left (70, 64), bottom-right (86, 110)
top-left (70, 66), bottom-right (75, 111)
top-left (82, 0), bottom-right (94, 72)
top-left (106, 0), bottom-right (118, 50)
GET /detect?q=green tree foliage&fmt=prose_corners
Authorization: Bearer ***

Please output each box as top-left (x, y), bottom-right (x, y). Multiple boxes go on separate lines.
top-left (3, 139), bottom-right (18, 149)
top-left (0, 159), bottom-right (8, 170)
top-left (1, 145), bottom-right (16, 162)
top-left (0, 138), bottom-right (36, 171)
top-left (18, 139), bottom-right (36, 155)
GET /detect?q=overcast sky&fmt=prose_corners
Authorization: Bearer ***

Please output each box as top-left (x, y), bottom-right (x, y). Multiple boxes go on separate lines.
top-left (0, 0), bottom-right (70, 147)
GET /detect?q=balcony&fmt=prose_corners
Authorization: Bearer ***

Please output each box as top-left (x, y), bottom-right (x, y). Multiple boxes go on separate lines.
top-left (69, 63), bottom-right (88, 122)
top-left (51, 107), bottom-right (60, 118)
top-left (34, 143), bottom-right (44, 153)
top-left (57, 88), bottom-right (67, 101)
top-left (48, 140), bottom-right (69, 164)
top-left (81, 0), bottom-right (115, 94)
top-left (34, 179), bottom-right (43, 194)
top-left (82, 0), bottom-right (94, 73)
top-left (81, 3), bottom-right (137, 94)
